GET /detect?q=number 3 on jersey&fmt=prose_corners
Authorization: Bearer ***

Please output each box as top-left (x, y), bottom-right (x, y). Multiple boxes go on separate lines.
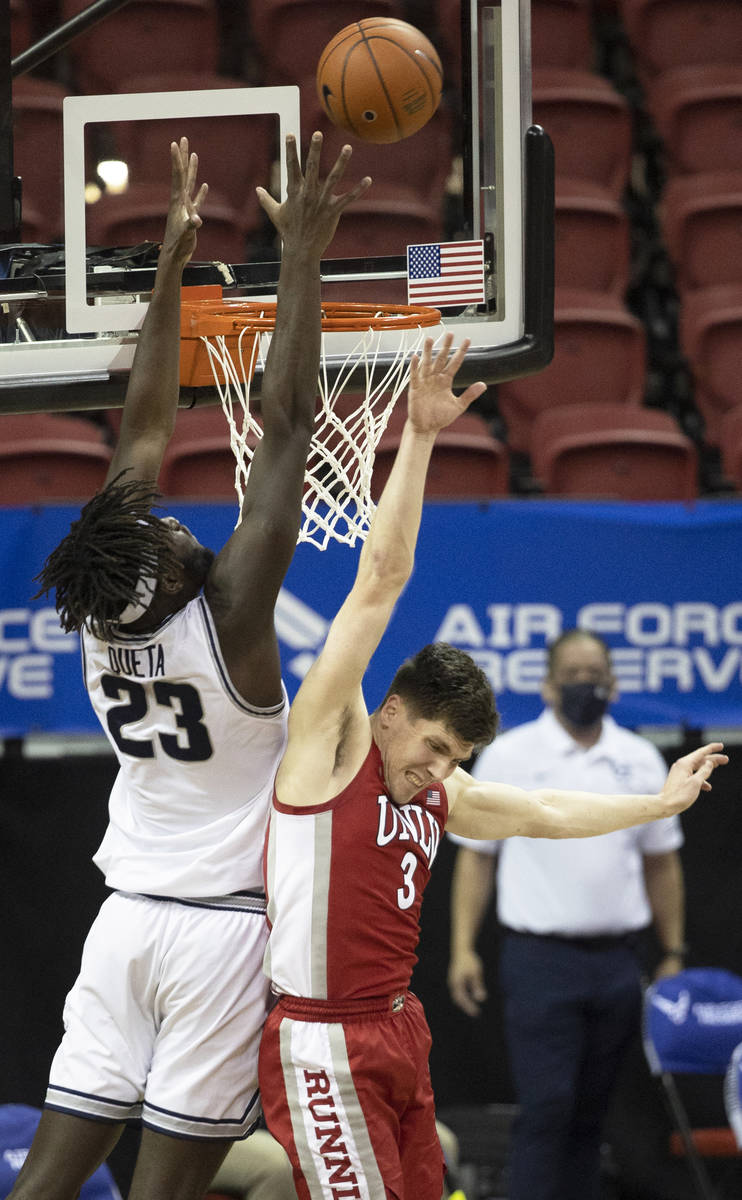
top-left (101, 674), bottom-right (214, 762)
top-left (397, 850), bottom-right (418, 910)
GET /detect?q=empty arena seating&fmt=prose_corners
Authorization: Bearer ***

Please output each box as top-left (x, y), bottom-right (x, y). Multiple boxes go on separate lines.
top-left (662, 172), bottom-right (742, 294)
top-left (371, 409), bottom-right (509, 501)
top-left (10, 0), bottom-right (32, 58)
top-left (679, 284), bottom-right (742, 447)
top-left (529, 402), bottom-right (698, 499)
top-left (530, 0), bottom-right (596, 71)
top-left (12, 76), bottom-right (69, 243)
top-left (245, 0), bottom-right (403, 86)
top-left (113, 72), bottom-right (277, 240)
top-left (322, 186), bottom-right (444, 259)
top-left (0, 415), bottom-right (113, 504)
top-left (497, 289), bottom-right (648, 455)
top-left (85, 183), bottom-right (249, 262)
top-left (300, 99), bottom-right (455, 210)
top-left (158, 407), bottom-right (253, 500)
top-left (719, 406), bottom-right (742, 494)
top-left (532, 68), bottom-right (633, 199)
top-left (621, 0), bottom-right (742, 82)
top-left (647, 65), bottom-right (742, 178)
top-left (554, 179), bottom-right (631, 296)
top-left (60, 0), bottom-right (221, 94)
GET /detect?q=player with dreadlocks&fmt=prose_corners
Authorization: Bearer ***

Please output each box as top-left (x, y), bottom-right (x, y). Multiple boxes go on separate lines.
top-left (15, 133), bottom-right (371, 1200)
top-left (34, 476), bottom-right (184, 640)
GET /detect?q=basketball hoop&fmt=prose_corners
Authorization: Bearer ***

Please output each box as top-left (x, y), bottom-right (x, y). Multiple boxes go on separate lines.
top-left (179, 299), bottom-right (442, 550)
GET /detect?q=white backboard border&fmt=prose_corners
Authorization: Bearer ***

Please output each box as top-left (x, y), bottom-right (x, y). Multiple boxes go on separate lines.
top-left (63, 85), bottom-right (301, 334)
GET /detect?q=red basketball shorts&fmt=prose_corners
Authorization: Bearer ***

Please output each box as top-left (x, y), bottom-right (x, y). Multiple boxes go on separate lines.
top-left (258, 989), bottom-right (445, 1200)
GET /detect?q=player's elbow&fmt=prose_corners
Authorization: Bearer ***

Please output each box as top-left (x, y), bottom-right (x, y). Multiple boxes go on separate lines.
top-left (523, 790), bottom-right (577, 839)
top-left (363, 544), bottom-right (413, 595)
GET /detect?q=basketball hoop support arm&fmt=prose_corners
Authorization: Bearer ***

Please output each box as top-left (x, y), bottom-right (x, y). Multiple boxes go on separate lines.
top-left (463, 123), bottom-right (555, 387)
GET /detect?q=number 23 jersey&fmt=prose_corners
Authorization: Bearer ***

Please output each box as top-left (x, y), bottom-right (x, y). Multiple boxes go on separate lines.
top-left (264, 740), bottom-right (449, 1000)
top-left (82, 595), bottom-right (288, 897)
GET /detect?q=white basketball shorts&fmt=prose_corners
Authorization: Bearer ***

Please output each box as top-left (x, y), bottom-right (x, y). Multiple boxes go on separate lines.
top-left (45, 889), bottom-right (270, 1139)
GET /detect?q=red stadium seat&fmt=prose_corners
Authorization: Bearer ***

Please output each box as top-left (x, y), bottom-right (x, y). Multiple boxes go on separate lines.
top-left (114, 72), bottom-right (277, 239)
top-left (554, 179), bottom-right (631, 296)
top-left (621, 0), bottom-right (742, 81)
top-left (85, 184), bottom-right (249, 263)
top-left (60, 0), bottom-right (220, 94)
top-left (11, 76), bottom-right (69, 242)
top-left (245, 0), bottom-right (404, 86)
top-left (532, 68), bottom-right (632, 199)
top-left (0, 415), bottom-right (113, 504)
top-left (323, 185), bottom-right (444, 259)
top-left (497, 289), bottom-right (647, 454)
top-left (300, 96), bottom-right (455, 210)
top-left (647, 65), bottom-right (742, 178)
top-left (10, 0), bottom-right (32, 57)
top-left (530, 0), bottom-right (596, 70)
top-left (662, 171), bottom-right (742, 293)
top-left (718, 406), bottom-right (742, 493)
top-left (529, 403), bottom-right (698, 499)
top-left (679, 284), bottom-right (742, 447)
top-left (159, 407), bottom-right (255, 500)
top-left (371, 410), bottom-right (509, 500)
top-left (434, 0), bottom-right (463, 86)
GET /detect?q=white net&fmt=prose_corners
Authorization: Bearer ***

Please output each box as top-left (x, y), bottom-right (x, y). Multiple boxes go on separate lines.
top-left (196, 309), bottom-right (438, 550)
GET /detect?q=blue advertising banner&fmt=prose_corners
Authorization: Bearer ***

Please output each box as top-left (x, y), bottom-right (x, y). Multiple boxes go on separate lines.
top-left (1, 499), bottom-right (741, 737)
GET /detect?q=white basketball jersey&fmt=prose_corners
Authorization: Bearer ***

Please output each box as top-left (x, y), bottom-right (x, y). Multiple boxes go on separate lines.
top-left (82, 596), bottom-right (288, 896)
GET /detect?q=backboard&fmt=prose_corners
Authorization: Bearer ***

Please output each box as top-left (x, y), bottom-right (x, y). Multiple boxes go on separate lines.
top-left (1, 0), bottom-right (553, 413)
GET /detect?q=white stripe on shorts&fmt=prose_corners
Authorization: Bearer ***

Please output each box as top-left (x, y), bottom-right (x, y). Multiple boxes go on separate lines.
top-left (279, 1018), bottom-right (385, 1199)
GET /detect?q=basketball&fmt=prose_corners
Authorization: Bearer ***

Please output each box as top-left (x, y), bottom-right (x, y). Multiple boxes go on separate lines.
top-left (316, 18), bottom-right (443, 144)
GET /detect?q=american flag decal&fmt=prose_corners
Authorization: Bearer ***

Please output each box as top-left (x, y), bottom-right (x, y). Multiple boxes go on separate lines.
top-left (407, 240), bottom-right (486, 308)
top-left (426, 788), bottom-right (441, 806)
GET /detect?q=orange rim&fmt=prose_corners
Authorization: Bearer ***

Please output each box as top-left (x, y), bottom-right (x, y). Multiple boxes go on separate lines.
top-left (181, 299), bottom-right (442, 336)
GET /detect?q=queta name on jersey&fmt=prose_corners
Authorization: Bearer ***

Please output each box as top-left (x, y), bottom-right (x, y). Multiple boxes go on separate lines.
top-left (375, 795), bottom-right (441, 868)
top-left (107, 643), bottom-right (165, 678)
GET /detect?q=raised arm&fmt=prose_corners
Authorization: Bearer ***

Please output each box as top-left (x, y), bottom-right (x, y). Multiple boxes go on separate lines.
top-left (445, 742), bottom-right (728, 840)
top-left (105, 138), bottom-right (207, 487)
top-left (276, 336), bottom-right (487, 805)
top-left (205, 134), bottom-right (371, 696)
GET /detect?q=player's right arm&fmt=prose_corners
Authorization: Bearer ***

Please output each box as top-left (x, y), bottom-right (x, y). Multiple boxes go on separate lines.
top-left (276, 336), bottom-right (487, 807)
top-left (105, 139), bottom-right (207, 487)
top-left (205, 134), bottom-right (371, 704)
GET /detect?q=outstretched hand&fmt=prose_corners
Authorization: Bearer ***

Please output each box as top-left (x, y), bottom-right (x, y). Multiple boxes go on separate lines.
top-left (161, 137), bottom-right (208, 265)
top-left (406, 334), bottom-right (488, 435)
top-left (661, 741), bottom-right (728, 814)
top-left (256, 131), bottom-right (372, 258)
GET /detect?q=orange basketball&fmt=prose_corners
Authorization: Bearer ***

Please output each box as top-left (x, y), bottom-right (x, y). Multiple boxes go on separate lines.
top-left (316, 18), bottom-right (443, 144)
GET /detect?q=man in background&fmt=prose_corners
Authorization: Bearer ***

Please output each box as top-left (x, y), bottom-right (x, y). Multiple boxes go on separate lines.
top-left (448, 629), bottom-right (686, 1200)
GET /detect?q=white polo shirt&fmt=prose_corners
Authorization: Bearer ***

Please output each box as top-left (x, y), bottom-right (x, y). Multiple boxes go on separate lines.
top-left (449, 709), bottom-right (682, 937)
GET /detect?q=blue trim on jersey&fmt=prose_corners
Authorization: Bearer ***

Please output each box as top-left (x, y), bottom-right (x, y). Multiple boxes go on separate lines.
top-left (87, 608), bottom-right (182, 645)
top-left (47, 1085), bottom-right (134, 1107)
top-left (197, 596), bottom-right (286, 718)
top-left (138, 890), bottom-right (267, 915)
top-left (142, 1086), bottom-right (260, 1128)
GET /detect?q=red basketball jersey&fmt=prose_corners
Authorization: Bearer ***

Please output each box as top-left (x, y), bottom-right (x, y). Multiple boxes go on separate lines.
top-left (263, 740), bottom-right (449, 1000)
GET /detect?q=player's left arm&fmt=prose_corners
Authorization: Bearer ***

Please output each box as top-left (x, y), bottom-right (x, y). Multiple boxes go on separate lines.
top-left (445, 742), bottom-right (727, 839)
top-left (206, 135), bottom-right (370, 692)
top-left (276, 337), bottom-right (487, 806)
top-left (105, 139), bottom-right (207, 487)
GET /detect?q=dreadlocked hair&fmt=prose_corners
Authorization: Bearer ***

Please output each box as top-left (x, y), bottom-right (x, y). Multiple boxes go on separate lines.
top-left (33, 472), bottom-right (181, 640)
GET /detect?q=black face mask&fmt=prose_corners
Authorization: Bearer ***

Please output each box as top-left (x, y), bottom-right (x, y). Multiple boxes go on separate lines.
top-left (559, 682), bottom-right (610, 728)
